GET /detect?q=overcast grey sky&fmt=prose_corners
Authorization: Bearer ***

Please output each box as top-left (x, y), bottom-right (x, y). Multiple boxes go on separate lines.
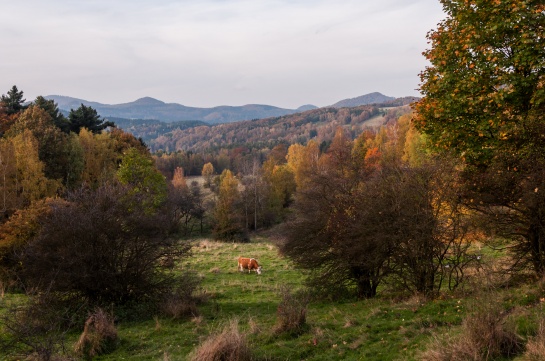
top-left (0, 0), bottom-right (445, 109)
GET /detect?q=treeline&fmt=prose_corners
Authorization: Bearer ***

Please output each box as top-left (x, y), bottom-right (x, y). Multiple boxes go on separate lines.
top-left (0, 85), bottom-right (201, 317)
top-left (151, 106), bottom-right (412, 179)
top-left (108, 117), bottom-right (208, 145)
top-left (202, 110), bottom-right (483, 297)
top-left (0, 86), bottom-right (148, 219)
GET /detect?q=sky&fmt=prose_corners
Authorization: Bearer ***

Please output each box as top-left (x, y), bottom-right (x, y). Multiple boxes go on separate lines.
top-left (0, 0), bottom-right (445, 109)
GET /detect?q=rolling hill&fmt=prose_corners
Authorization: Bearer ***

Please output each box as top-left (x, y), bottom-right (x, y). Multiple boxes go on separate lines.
top-left (45, 95), bottom-right (318, 124)
top-left (330, 92), bottom-right (395, 108)
top-left (146, 105), bottom-right (414, 153)
top-left (45, 92), bottom-right (416, 125)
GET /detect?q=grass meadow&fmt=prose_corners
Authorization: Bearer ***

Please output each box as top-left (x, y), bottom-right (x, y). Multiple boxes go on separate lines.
top-left (3, 236), bottom-right (545, 360)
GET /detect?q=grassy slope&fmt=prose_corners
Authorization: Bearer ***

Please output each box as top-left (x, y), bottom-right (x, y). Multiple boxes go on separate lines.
top-left (4, 237), bottom-right (542, 360)
top-left (90, 238), bottom-right (472, 361)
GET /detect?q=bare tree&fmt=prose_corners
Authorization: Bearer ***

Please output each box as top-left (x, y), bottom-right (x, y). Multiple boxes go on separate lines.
top-left (375, 159), bottom-right (471, 294)
top-left (18, 181), bottom-right (191, 304)
top-left (280, 130), bottom-right (388, 298)
top-left (281, 128), bottom-right (471, 298)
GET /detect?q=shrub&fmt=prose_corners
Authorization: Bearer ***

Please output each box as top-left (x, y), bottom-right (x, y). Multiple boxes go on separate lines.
top-left (18, 182), bottom-right (191, 305)
top-left (281, 135), bottom-right (467, 298)
top-left (0, 198), bottom-right (64, 285)
top-left (0, 291), bottom-right (80, 361)
top-left (161, 294), bottom-right (199, 319)
top-left (74, 308), bottom-right (118, 359)
top-left (273, 286), bottom-right (310, 336)
top-left (189, 319), bottom-right (251, 361)
top-left (160, 273), bottom-right (203, 319)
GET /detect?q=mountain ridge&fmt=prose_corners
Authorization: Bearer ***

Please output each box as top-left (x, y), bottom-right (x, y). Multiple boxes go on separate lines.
top-left (45, 95), bottom-right (310, 124)
top-left (45, 92), bottom-right (416, 124)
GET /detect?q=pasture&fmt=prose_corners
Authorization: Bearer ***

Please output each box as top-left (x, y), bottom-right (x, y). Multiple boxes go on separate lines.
top-left (83, 238), bottom-right (468, 360)
top-left (2, 237), bottom-right (544, 360)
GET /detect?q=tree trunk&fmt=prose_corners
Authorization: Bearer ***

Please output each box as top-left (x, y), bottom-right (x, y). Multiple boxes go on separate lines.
top-left (415, 271), bottom-right (435, 295)
top-left (528, 220), bottom-right (545, 275)
top-left (356, 279), bottom-right (377, 299)
top-left (352, 266), bottom-right (377, 298)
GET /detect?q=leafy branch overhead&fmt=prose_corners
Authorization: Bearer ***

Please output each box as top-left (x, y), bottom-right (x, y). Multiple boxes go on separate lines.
top-left (414, 0), bottom-right (545, 164)
top-left (414, 0), bottom-right (545, 276)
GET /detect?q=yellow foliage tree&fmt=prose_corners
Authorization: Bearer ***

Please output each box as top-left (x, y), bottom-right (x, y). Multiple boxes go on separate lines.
top-left (201, 162), bottom-right (214, 188)
top-left (171, 167), bottom-right (188, 190)
top-left (11, 130), bottom-right (60, 204)
top-left (78, 129), bottom-right (118, 186)
top-left (286, 141), bottom-right (319, 191)
top-left (262, 159), bottom-right (295, 223)
top-left (213, 169), bottom-right (246, 241)
top-left (0, 140), bottom-right (16, 215)
top-left (402, 122), bottom-right (429, 167)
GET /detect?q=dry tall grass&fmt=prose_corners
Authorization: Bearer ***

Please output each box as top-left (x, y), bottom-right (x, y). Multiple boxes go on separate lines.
top-left (160, 272), bottom-right (204, 319)
top-left (522, 317), bottom-right (545, 360)
top-left (273, 286), bottom-right (309, 335)
top-left (421, 300), bottom-right (522, 361)
top-left (161, 292), bottom-right (199, 319)
top-left (189, 319), bottom-right (252, 361)
top-left (74, 308), bottom-right (118, 359)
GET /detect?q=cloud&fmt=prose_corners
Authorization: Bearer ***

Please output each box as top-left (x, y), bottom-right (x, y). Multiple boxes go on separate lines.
top-left (0, 0), bottom-right (444, 108)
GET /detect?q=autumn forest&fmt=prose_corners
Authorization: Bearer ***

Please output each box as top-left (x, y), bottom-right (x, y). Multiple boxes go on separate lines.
top-left (1, 1), bottom-right (545, 360)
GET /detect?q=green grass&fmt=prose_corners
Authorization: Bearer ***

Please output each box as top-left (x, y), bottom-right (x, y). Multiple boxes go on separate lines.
top-left (89, 238), bottom-right (467, 360)
top-left (2, 237), bottom-right (544, 360)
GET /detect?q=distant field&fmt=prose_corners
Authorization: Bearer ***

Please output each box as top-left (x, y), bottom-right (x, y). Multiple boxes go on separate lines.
top-left (185, 176), bottom-right (205, 187)
top-left (361, 113), bottom-right (386, 128)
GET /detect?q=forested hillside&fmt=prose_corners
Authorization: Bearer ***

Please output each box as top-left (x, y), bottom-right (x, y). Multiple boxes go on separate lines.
top-left (330, 91), bottom-right (395, 107)
top-left (148, 105), bottom-right (413, 178)
top-left (1, 2), bottom-right (544, 360)
top-left (108, 117), bottom-right (208, 145)
top-left (149, 105), bottom-right (403, 153)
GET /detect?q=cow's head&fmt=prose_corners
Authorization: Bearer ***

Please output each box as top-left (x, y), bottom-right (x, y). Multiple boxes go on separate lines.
top-left (256, 266), bottom-right (263, 275)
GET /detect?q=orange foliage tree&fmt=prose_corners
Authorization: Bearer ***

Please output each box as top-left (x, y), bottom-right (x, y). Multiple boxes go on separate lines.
top-left (281, 126), bottom-right (470, 297)
top-left (414, 0), bottom-right (545, 275)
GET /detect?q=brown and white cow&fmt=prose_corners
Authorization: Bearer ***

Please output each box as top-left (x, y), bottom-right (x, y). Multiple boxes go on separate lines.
top-left (237, 257), bottom-right (262, 275)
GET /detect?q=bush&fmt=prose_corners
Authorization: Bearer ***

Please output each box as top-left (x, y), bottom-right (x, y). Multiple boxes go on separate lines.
top-left (189, 319), bottom-right (252, 361)
top-left (0, 291), bottom-right (80, 361)
top-left (273, 286), bottom-right (310, 336)
top-left (0, 198), bottom-right (64, 286)
top-left (160, 272), bottom-right (203, 319)
top-left (74, 308), bottom-right (118, 359)
top-left (18, 182), bottom-right (191, 305)
top-left (281, 136), bottom-right (468, 298)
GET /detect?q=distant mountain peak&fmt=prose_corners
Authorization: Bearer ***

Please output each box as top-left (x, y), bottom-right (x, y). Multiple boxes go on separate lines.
top-left (133, 97), bottom-right (165, 105)
top-left (331, 92), bottom-right (395, 108)
top-left (297, 104), bottom-right (318, 112)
